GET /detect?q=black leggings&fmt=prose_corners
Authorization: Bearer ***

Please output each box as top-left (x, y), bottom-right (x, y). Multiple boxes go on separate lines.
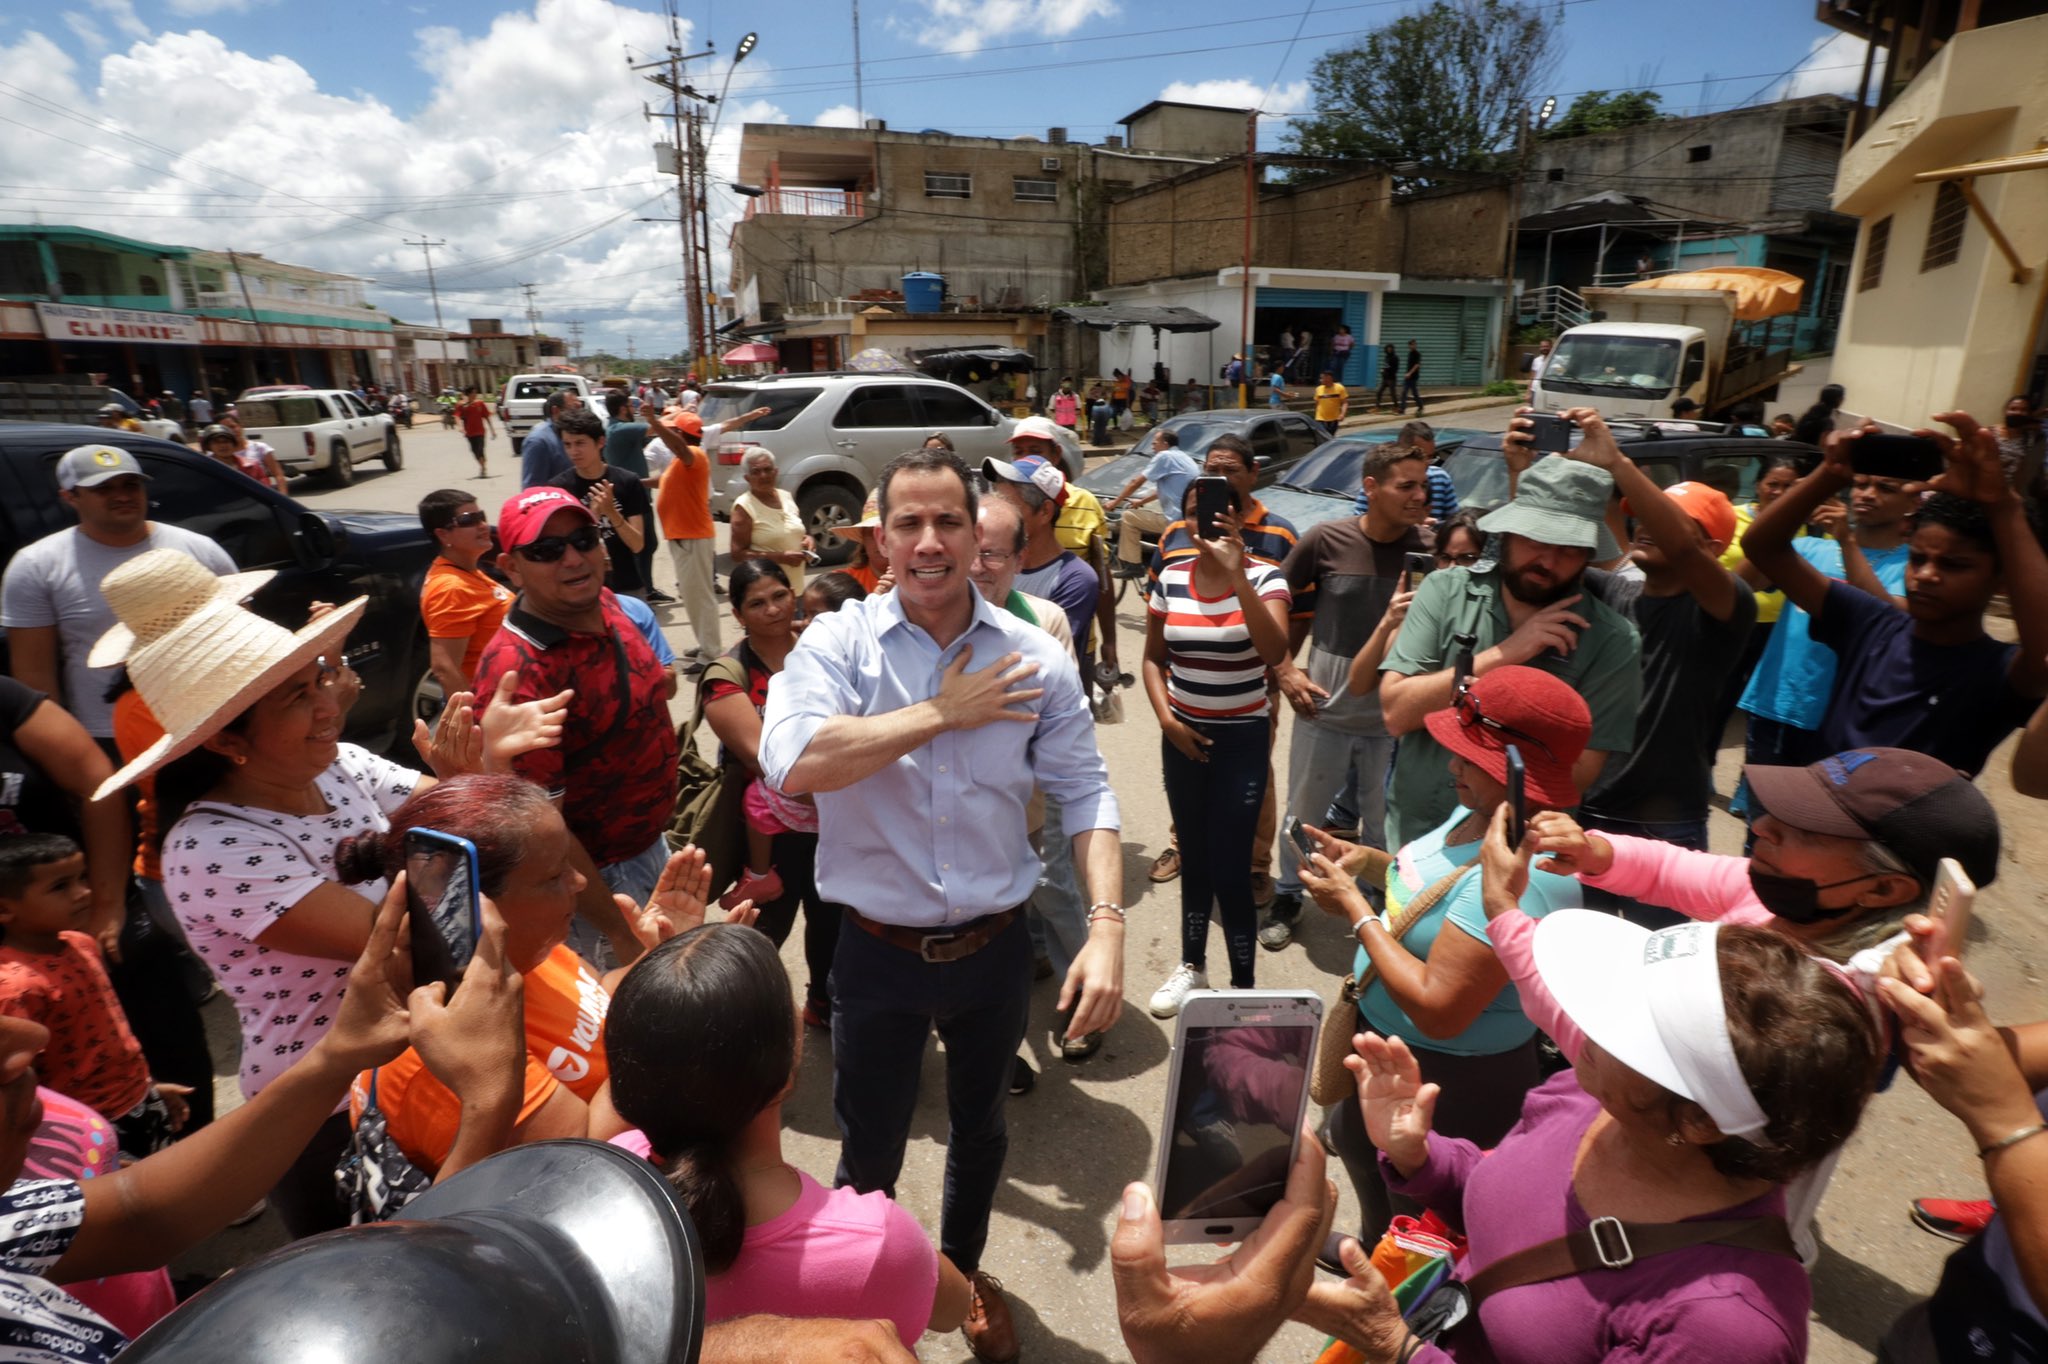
top-left (1162, 716), bottom-right (1270, 988)
top-left (105, 891), bottom-right (215, 1133)
top-left (1321, 1037), bottom-right (1541, 1239)
top-left (751, 833), bottom-right (838, 1008)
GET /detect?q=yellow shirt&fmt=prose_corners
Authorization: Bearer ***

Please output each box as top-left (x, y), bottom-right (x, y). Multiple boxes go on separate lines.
top-left (1055, 485), bottom-right (1107, 555)
top-left (1719, 502), bottom-right (1785, 624)
top-left (1314, 383), bottom-right (1348, 422)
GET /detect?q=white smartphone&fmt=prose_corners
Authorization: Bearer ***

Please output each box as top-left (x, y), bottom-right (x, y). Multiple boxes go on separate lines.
top-left (1924, 857), bottom-right (1977, 961)
top-left (1153, 989), bottom-right (1321, 1245)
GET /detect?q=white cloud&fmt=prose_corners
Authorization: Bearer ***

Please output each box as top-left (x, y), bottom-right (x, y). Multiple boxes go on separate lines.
top-left (1780, 30), bottom-right (1869, 100)
top-left (165, 0), bottom-right (274, 15)
top-left (814, 104), bottom-right (866, 129)
top-left (1156, 77), bottom-right (1311, 126)
top-left (62, 0), bottom-right (146, 52)
top-left (0, 1), bottom-right (788, 356)
top-left (904, 0), bottom-right (1117, 56)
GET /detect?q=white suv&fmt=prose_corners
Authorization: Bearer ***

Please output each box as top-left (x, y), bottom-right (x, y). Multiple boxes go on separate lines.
top-left (699, 373), bottom-right (1073, 563)
top-left (499, 373), bottom-right (599, 456)
top-left (232, 388), bottom-right (399, 487)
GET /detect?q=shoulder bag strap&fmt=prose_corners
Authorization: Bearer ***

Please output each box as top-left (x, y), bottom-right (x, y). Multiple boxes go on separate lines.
top-left (184, 804), bottom-right (325, 876)
top-left (1466, 1215), bottom-right (1799, 1305)
top-left (1352, 862), bottom-right (1478, 995)
top-left (680, 654), bottom-right (750, 752)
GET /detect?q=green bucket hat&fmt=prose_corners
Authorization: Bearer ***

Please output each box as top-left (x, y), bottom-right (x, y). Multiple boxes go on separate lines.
top-left (1476, 457), bottom-right (1621, 560)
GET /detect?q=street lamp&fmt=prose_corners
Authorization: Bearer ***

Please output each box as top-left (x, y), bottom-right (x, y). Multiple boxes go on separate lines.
top-left (734, 31), bottom-right (757, 63)
top-left (1537, 95), bottom-right (1558, 130)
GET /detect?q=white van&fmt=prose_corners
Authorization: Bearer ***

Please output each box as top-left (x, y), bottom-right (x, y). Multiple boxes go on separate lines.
top-left (499, 373), bottom-right (599, 455)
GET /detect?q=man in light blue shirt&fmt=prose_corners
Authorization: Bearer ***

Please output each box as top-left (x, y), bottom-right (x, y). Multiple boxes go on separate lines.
top-left (1105, 426), bottom-right (1200, 572)
top-left (760, 447), bottom-right (1122, 1352)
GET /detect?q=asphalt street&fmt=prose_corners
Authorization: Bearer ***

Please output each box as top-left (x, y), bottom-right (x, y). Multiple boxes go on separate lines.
top-left (174, 399), bottom-right (2047, 1363)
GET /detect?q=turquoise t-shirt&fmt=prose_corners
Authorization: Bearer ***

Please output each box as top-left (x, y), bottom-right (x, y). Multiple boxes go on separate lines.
top-left (1738, 537), bottom-right (1910, 730)
top-left (1356, 807), bottom-right (1581, 1056)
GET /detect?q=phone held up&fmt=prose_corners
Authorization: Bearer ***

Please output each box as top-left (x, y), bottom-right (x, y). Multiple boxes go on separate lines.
top-left (1283, 815), bottom-right (1317, 865)
top-left (404, 828), bottom-right (483, 996)
top-left (1525, 412), bottom-right (1575, 455)
top-left (1191, 476), bottom-right (1234, 542)
top-left (1154, 990), bottom-right (1321, 1245)
top-left (1504, 745), bottom-right (1527, 849)
top-left (1848, 432), bottom-right (1945, 483)
top-left (1921, 857), bottom-right (1977, 962)
top-left (1402, 550), bottom-right (1435, 593)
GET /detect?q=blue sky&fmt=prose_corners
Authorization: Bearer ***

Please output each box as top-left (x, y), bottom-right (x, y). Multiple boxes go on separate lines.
top-left (0, 0), bottom-right (1862, 354)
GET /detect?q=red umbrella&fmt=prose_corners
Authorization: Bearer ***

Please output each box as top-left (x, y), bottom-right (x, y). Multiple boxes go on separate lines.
top-left (722, 341), bottom-right (779, 365)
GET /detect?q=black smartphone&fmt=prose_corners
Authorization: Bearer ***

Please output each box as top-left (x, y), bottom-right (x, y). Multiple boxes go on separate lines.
top-left (1451, 631), bottom-right (1477, 694)
top-left (404, 828), bottom-right (482, 996)
top-left (1526, 412), bottom-right (1575, 454)
top-left (1505, 745), bottom-right (1527, 849)
top-left (1191, 476), bottom-right (1234, 540)
top-left (1283, 815), bottom-right (1317, 864)
top-left (1849, 432), bottom-right (1944, 482)
top-left (1403, 551), bottom-right (1435, 591)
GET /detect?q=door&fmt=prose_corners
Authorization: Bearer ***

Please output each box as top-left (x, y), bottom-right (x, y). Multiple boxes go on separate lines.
top-left (829, 383), bottom-right (930, 476)
top-left (335, 392), bottom-right (380, 456)
top-left (912, 384), bottom-right (1004, 464)
top-left (1378, 294), bottom-right (1489, 387)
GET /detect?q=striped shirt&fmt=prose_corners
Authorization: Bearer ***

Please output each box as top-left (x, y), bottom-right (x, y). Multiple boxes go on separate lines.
top-left (1149, 560), bottom-right (1291, 723)
top-left (1145, 497), bottom-right (1299, 592)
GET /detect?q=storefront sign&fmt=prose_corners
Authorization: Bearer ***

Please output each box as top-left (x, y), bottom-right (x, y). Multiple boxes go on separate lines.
top-left (35, 303), bottom-right (201, 346)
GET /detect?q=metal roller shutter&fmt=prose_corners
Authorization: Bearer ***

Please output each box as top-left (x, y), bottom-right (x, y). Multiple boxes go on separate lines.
top-left (1380, 293), bottom-right (1488, 387)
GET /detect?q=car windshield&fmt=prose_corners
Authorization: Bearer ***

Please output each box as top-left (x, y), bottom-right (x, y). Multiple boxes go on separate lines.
top-left (698, 385), bottom-right (821, 432)
top-left (1542, 335), bottom-right (1681, 394)
top-left (1258, 484), bottom-right (1356, 532)
top-left (1279, 437), bottom-right (1390, 493)
top-left (1442, 445), bottom-right (1525, 512)
top-left (234, 397), bottom-right (327, 426)
top-left (1158, 419), bottom-right (1240, 457)
top-left (510, 379), bottom-right (580, 401)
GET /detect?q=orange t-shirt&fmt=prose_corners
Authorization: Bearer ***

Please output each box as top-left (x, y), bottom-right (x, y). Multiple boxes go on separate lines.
top-left (420, 559), bottom-right (514, 683)
top-left (112, 690), bottom-right (166, 881)
top-left (657, 447), bottom-right (713, 541)
top-left (353, 944), bottom-right (609, 1174)
top-left (0, 933), bottom-right (151, 1119)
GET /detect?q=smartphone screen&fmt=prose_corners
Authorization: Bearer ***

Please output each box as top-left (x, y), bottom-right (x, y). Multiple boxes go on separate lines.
top-left (1284, 816), bottom-right (1316, 864)
top-left (1505, 745), bottom-right (1527, 848)
top-left (404, 829), bottom-right (481, 994)
top-left (1850, 433), bottom-right (1944, 482)
top-left (1191, 476), bottom-right (1233, 540)
top-left (1158, 1015), bottom-right (1315, 1232)
top-left (1924, 857), bottom-right (1977, 961)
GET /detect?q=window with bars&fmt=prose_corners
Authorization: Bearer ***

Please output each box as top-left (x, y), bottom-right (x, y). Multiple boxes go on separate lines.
top-left (1920, 182), bottom-right (1967, 271)
top-left (1858, 216), bottom-right (1890, 292)
top-left (924, 171), bottom-right (972, 199)
top-left (1012, 176), bottom-right (1057, 203)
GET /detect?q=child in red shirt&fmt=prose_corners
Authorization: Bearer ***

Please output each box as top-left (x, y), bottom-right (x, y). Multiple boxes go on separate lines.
top-left (0, 835), bottom-right (189, 1158)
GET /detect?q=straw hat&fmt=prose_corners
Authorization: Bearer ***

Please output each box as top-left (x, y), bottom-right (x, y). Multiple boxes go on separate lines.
top-left (90, 549), bottom-right (366, 801)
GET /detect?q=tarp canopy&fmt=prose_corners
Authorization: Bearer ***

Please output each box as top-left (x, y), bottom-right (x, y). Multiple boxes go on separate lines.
top-left (721, 341), bottom-right (778, 364)
top-left (911, 346), bottom-right (1037, 382)
top-left (1624, 266), bottom-right (1805, 321)
top-left (1053, 304), bottom-right (1220, 333)
top-left (846, 347), bottom-right (909, 372)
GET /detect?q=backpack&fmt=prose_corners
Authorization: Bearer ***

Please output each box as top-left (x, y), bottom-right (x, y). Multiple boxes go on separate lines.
top-left (664, 652), bottom-right (751, 900)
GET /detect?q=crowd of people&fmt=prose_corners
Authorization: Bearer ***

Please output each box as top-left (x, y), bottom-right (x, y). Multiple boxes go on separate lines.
top-left (0, 376), bottom-right (2045, 1364)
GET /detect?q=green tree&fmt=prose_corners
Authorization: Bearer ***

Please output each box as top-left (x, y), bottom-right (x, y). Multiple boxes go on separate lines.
top-left (1541, 89), bottom-right (1664, 140)
top-left (1286, 0), bottom-right (1562, 178)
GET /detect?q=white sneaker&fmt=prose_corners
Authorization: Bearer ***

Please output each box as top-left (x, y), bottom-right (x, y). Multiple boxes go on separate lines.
top-left (1149, 964), bottom-right (1208, 1018)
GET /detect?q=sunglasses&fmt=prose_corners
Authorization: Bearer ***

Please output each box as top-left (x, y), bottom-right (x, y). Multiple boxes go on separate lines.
top-left (1452, 677), bottom-right (1557, 763)
top-left (449, 509), bottom-right (489, 529)
top-left (512, 525), bottom-right (602, 562)
top-left (1436, 550), bottom-right (1481, 567)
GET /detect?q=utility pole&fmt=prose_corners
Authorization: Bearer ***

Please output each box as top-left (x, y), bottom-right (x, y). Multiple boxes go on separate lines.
top-left (567, 319), bottom-right (585, 364)
top-left (404, 236), bottom-right (448, 331)
top-left (518, 282), bottom-right (542, 337)
top-left (634, 11), bottom-right (711, 373)
top-left (1239, 110), bottom-right (1257, 408)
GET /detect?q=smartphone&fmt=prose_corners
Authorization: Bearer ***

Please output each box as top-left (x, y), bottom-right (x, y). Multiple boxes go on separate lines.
top-left (404, 828), bottom-right (482, 995)
top-left (1155, 990), bottom-right (1321, 1244)
top-left (1283, 815), bottom-right (1317, 864)
top-left (1191, 476), bottom-right (1234, 540)
top-left (1526, 412), bottom-right (1575, 454)
top-left (1505, 745), bottom-right (1527, 849)
top-left (1923, 857), bottom-right (1977, 961)
top-left (1403, 551), bottom-right (1435, 591)
top-left (1450, 631), bottom-right (1477, 694)
top-left (1849, 433), bottom-right (1944, 482)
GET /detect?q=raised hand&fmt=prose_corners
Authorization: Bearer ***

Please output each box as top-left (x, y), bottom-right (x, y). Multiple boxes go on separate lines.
top-left (1928, 411), bottom-right (2010, 504)
top-left (1496, 594), bottom-right (1588, 664)
top-left (1478, 801), bottom-right (1532, 910)
top-left (479, 670), bottom-right (572, 770)
top-left (933, 645), bottom-right (1043, 730)
top-left (318, 875), bottom-right (417, 1074)
top-left (409, 897), bottom-right (525, 1108)
top-left (1526, 809), bottom-right (1611, 879)
top-left (1350, 1032), bottom-right (1437, 1177)
top-left (414, 690), bottom-right (484, 778)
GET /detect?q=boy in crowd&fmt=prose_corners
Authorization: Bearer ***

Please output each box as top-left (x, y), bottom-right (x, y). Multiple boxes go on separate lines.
top-left (0, 835), bottom-right (189, 1159)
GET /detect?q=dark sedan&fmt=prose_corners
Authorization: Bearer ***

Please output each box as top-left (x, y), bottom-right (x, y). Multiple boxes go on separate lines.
top-left (1251, 427), bottom-right (1486, 534)
top-left (1442, 422), bottom-right (1807, 517)
top-left (1076, 408), bottom-right (1328, 503)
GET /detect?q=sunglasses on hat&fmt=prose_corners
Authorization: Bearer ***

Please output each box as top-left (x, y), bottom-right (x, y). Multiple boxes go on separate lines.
top-left (1453, 677), bottom-right (1557, 763)
top-left (513, 525), bottom-right (602, 562)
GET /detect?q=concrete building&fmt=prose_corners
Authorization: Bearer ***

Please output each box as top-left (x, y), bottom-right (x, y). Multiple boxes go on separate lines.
top-left (726, 106), bottom-right (1242, 371)
top-left (1820, 2), bottom-right (2048, 426)
top-left (1515, 96), bottom-right (1859, 354)
top-left (1094, 159), bottom-right (1513, 390)
top-left (0, 225), bottom-right (395, 398)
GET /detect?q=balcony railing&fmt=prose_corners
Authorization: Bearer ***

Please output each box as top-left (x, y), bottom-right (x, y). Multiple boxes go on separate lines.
top-left (744, 188), bottom-right (866, 219)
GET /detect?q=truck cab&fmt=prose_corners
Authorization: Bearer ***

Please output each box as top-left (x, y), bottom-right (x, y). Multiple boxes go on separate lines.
top-left (1533, 322), bottom-right (1710, 420)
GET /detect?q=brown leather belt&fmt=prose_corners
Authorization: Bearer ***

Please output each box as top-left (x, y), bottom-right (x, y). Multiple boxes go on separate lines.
top-left (847, 906), bottom-right (1019, 963)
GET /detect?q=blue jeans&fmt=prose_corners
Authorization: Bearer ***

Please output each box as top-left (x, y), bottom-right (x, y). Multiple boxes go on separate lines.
top-left (830, 908), bottom-right (1031, 1275)
top-left (1026, 795), bottom-right (1089, 985)
top-left (1162, 716), bottom-right (1270, 987)
top-left (1576, 813), bottom-right (1708, 930)
top-left (1276, 719), bottom-right (1394, 901)
top-left (582, 835), bottom-right (667, 970)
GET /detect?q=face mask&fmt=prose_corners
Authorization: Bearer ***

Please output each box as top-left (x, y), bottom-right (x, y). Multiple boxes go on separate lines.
top-left (1746, 866), bottom-right (1888, 924)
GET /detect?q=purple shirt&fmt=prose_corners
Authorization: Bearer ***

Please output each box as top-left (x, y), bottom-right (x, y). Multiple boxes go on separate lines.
top-left (1390, 1072), bottom-right (1807, 1363)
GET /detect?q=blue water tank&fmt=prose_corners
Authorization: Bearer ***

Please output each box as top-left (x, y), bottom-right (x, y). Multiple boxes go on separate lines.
top-left (902, 272), bottom-right (945, 315)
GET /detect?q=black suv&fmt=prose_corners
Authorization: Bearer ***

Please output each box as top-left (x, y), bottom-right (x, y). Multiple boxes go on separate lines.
top-left (0, 424), bottom-right (439, 756)
top-left (1442, 421), bottom-right (1816, 515)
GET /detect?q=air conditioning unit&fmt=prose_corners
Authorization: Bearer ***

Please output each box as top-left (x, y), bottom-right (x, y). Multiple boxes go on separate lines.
top-left (1041, 156), bottom-right (1061, 172)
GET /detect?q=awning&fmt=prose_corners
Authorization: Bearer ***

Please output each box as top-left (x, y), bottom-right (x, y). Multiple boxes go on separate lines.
top-left (1053, 304), bottom-right (1220, 333)
top-left (912, 346), bottom-right (1037, 382)
top-left (721, 341), bottom-right (779, 364)
top-left (1624, 267), bottom-right (1805, 321)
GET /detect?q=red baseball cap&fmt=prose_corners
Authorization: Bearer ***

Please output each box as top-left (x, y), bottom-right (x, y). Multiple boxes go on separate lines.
top-left (1423, 665), bottom-right (1591, 808)
top-left (498, 487), bottom-right (597, 551)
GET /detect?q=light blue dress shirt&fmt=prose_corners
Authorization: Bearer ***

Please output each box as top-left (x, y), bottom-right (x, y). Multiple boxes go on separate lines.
top-left (1145, 448), bottom-right (1200, 522)
top-left (759, 588), bottom-right (1119, 928)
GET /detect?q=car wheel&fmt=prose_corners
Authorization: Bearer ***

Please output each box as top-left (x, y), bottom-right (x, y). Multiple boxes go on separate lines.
top-left (798, 483), bottom-right (863, 566)
top-left (383, 432), bottom-right (403, 471)
top-left (325, 439), bottom-right (354, 488)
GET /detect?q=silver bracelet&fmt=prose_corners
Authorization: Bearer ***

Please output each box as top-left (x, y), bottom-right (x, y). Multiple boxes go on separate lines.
top-left (1980, 1122), bottom-right (2048, 1159)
